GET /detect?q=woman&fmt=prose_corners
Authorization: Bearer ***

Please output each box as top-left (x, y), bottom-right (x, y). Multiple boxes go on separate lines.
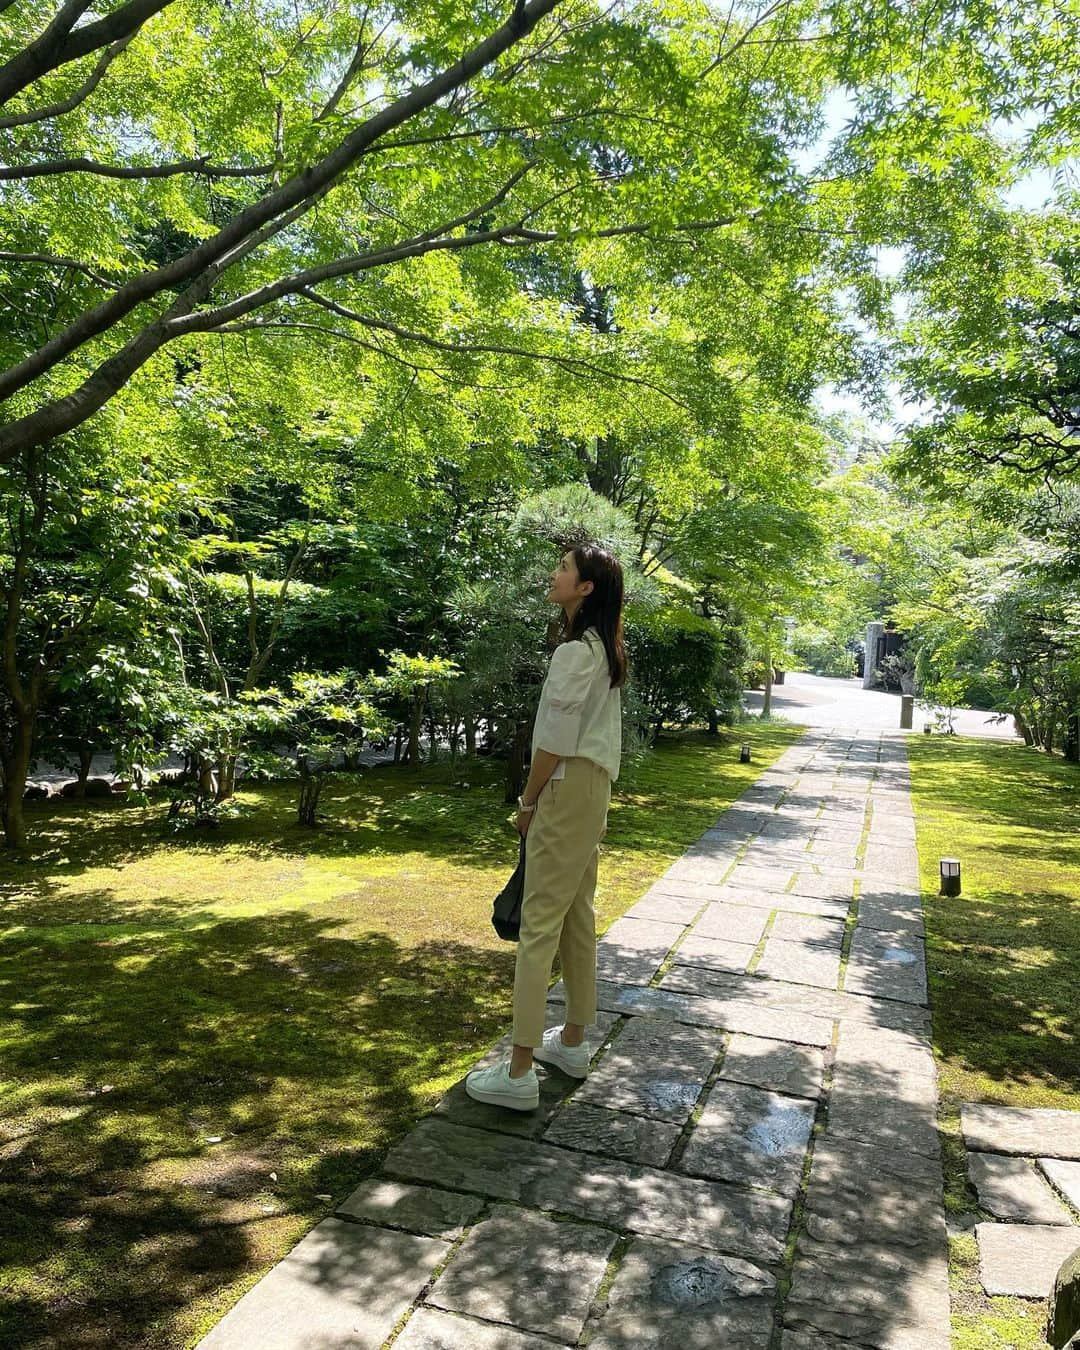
top-left (466, 543), bottom-right (626, 1111)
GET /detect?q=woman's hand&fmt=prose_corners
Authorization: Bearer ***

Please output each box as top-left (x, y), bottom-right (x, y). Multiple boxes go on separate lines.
top-left (516, 805), bottom-right (535, 837)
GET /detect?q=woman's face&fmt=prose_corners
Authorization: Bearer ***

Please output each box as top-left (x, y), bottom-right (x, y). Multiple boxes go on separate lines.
top-left (548, 550), bottom-right (592, 609)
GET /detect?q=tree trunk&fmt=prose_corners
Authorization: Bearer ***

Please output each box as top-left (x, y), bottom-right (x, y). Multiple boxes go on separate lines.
top-left (74, 742), bottom-right (93, 798)
top-left (762, 644), bottom-right (773, 718)
top-left (393, 725), bottom-right (403, 763)
top-left (1013, 710), bottom-right (1034, 745)
top-left (464, 712), bottom-right (476, 758)
top-left (1064, 713), bottom-right (1079, 764)
top-left (707, 706), bottom-right (719, 736)
top-left (2, 712), bottom-right (36, 849)
top-left (505, 720), bottom-right (530, 803)
top-left (197, 756), bottom-right (218, 799)
top-left (426, 714), bottom-right (439, 763)
top-left (406, 693), bottom-right (425, 766)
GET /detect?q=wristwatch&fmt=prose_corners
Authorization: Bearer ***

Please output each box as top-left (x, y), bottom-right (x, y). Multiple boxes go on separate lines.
top-left (517, 794), bottom-right (536, 812)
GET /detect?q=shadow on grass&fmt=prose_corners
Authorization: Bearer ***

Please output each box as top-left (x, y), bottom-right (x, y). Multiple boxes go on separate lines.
top-left (0, 908), bottom-right (515, 1350)
top-left (926, 887), bottom-right (1080, 1098)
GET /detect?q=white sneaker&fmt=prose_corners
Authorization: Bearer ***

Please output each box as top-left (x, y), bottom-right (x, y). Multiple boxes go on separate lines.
top-left (533, 1024), bottom-right (590, 1079)
top-left (464, 1060), bottom-right (539, 1111)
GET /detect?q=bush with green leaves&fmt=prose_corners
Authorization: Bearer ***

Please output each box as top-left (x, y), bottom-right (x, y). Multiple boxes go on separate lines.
top-left (624, 605), bottom-right (730, 740)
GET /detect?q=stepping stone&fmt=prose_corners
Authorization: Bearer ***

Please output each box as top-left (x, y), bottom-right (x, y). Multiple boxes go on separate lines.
top-left (571, 1017), bottom-right (723, 1123)
top-left (671, 932), bottom-right (757, 974)
top-left (755, 936), bottom-right (842, 990)
top-left (597, 917), bottom-right (684, 985)
top-left (336, 1179), bottom-right (484, 1238)
top-left (1042, 1158), bottom-right (1080, 1211)
top-left (602, 978), bottom-right (834, 1047)
top-left (195, 1218), bottom-right (449, 1350)
top-left (542, 1100), bottom-right (682, 1167)
top-left (976, 1221), bottom-right (1080, 1298)
top-left (427, 1204), bottom-right (615, 1341)
top-left (963, 1104), bottom-right (1080, 1160)
top-left (395, 1307), bottom-right (562, 1349)
top-left (587, 1236), bottom-right (776, 1349)
top-left (717, 1033), bottom-right (826, 1099)
top-left (679, 1081), bottom-right (815, 1194)
top-left (691, 901), bottom-right (770, 945)
top-left (967, 1152), bottom-right (1073, 1223)
top-left (844, 927), bottom-right (927, 1005)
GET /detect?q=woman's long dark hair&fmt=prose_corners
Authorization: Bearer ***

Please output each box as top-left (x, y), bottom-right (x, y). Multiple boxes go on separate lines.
top-left (558, 544), bottom-right (628, 689)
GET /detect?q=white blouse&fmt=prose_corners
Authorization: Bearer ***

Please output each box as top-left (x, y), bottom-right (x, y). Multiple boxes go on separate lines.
top-left (530, 627), bottom-right (622, 782)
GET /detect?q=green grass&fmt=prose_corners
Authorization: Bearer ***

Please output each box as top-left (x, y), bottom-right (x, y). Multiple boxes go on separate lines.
top-left (0, 719), bottom-right (804, 1349)
top-left (908, 735), bottom-right (1080, 1350)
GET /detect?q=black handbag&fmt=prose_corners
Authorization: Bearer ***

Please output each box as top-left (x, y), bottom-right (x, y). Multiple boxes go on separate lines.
top-left (492, 833), bottom-right (527, 941)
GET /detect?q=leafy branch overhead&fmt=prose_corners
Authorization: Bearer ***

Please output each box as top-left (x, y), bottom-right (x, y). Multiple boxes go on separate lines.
top-left (4, 0), bottom-right (1078, 466)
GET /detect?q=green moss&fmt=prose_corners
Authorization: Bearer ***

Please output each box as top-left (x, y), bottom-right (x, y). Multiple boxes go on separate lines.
top-left (0, 721), bottom-right (803, 1349)
top-left (908, 736), bottom-right (1080, 1350)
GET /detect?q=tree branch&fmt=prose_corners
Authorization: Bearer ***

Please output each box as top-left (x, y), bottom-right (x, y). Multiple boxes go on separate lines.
top-left (0, 0), bottom-right (563, 413)
top-left (0, 33), bottom-right (135, 129)
top-left (0, 155), bottom-right (278, 181)
top-left (0, 249), bottom-right (118, 289)
top-left (0, 1), bottom-right (169, 109)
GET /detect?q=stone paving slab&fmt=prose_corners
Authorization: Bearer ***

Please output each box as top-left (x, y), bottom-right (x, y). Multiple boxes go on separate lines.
top-left (195, 1218), bottom-right (449, 1350)
top-left (624, 891), bottom-right (703, 924)
top-left (659, 963), bottom-right (929, 1034)
top-left (678, 1080), bottom-right (816, 1194)
top-left (716, 1033), bottom-right (827, 1100)
top-left (963, 1104), bottom-right (1080, 1159)
top-left (769, 911), bottom-right (845, 947)
top-left (425, 1204), bottom-right (616, 1342)
top-left (976, 1221), bottom-right (1080, 1297)
top-left (380, 1120), bottom-right (794, 1264)
top-left (967, 1151), bottom-right (1073, 1223)
top-left (856, 890), bottom-right (925, 936)
top-left (596, 916), bottom-right (685, 985)
top-left (542, 1099), bottom-right (682, 1166)
top-left (570, 1017), bottom-right (724, 1123)
top-left (596, 978), bottom-right (835, 1046)
top-left (787, 873), bottom-right (855, 904)
top-left (670, 931), bottom-right (757, 974)
top-left (694, 883), bottom-right (851, 921)
top-left (395, 1307), bottom-right (567, 1349)
top-left (1042, 1158), bottom-right (1080, 1211)
top-left (586, 1236), bottom-right (776, 1349)
top-left (690, 900), bottom-right (770, 944)
top-left (844, 927), bottom-right (927, 1005)
top-left (725, 863), bottom-right (797, 891)
top-left (787, 1135), bottom-right (950, 1349)
top-left (755, 936), bottom-right (842, 989)
top-left (660, 855), bottom-right (734, 885)
top-left (335, 1179), bottom-right (484, 1239)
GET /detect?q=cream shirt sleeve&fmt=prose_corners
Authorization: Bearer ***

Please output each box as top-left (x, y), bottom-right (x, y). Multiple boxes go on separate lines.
top-left (532, 640), bottom-right (597, 758)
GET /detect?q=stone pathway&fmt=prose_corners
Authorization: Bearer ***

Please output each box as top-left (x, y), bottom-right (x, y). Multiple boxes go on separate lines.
top-left (197, 730), bottom-right (952, 1350)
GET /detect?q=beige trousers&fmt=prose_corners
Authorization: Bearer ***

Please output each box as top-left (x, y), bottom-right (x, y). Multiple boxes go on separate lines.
top-left (512, 754), bottom-right (611, 1047)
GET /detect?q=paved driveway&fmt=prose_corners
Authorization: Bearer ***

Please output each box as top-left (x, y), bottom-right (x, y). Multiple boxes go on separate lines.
top-left (743, 671), bottom-right (1021, 740)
